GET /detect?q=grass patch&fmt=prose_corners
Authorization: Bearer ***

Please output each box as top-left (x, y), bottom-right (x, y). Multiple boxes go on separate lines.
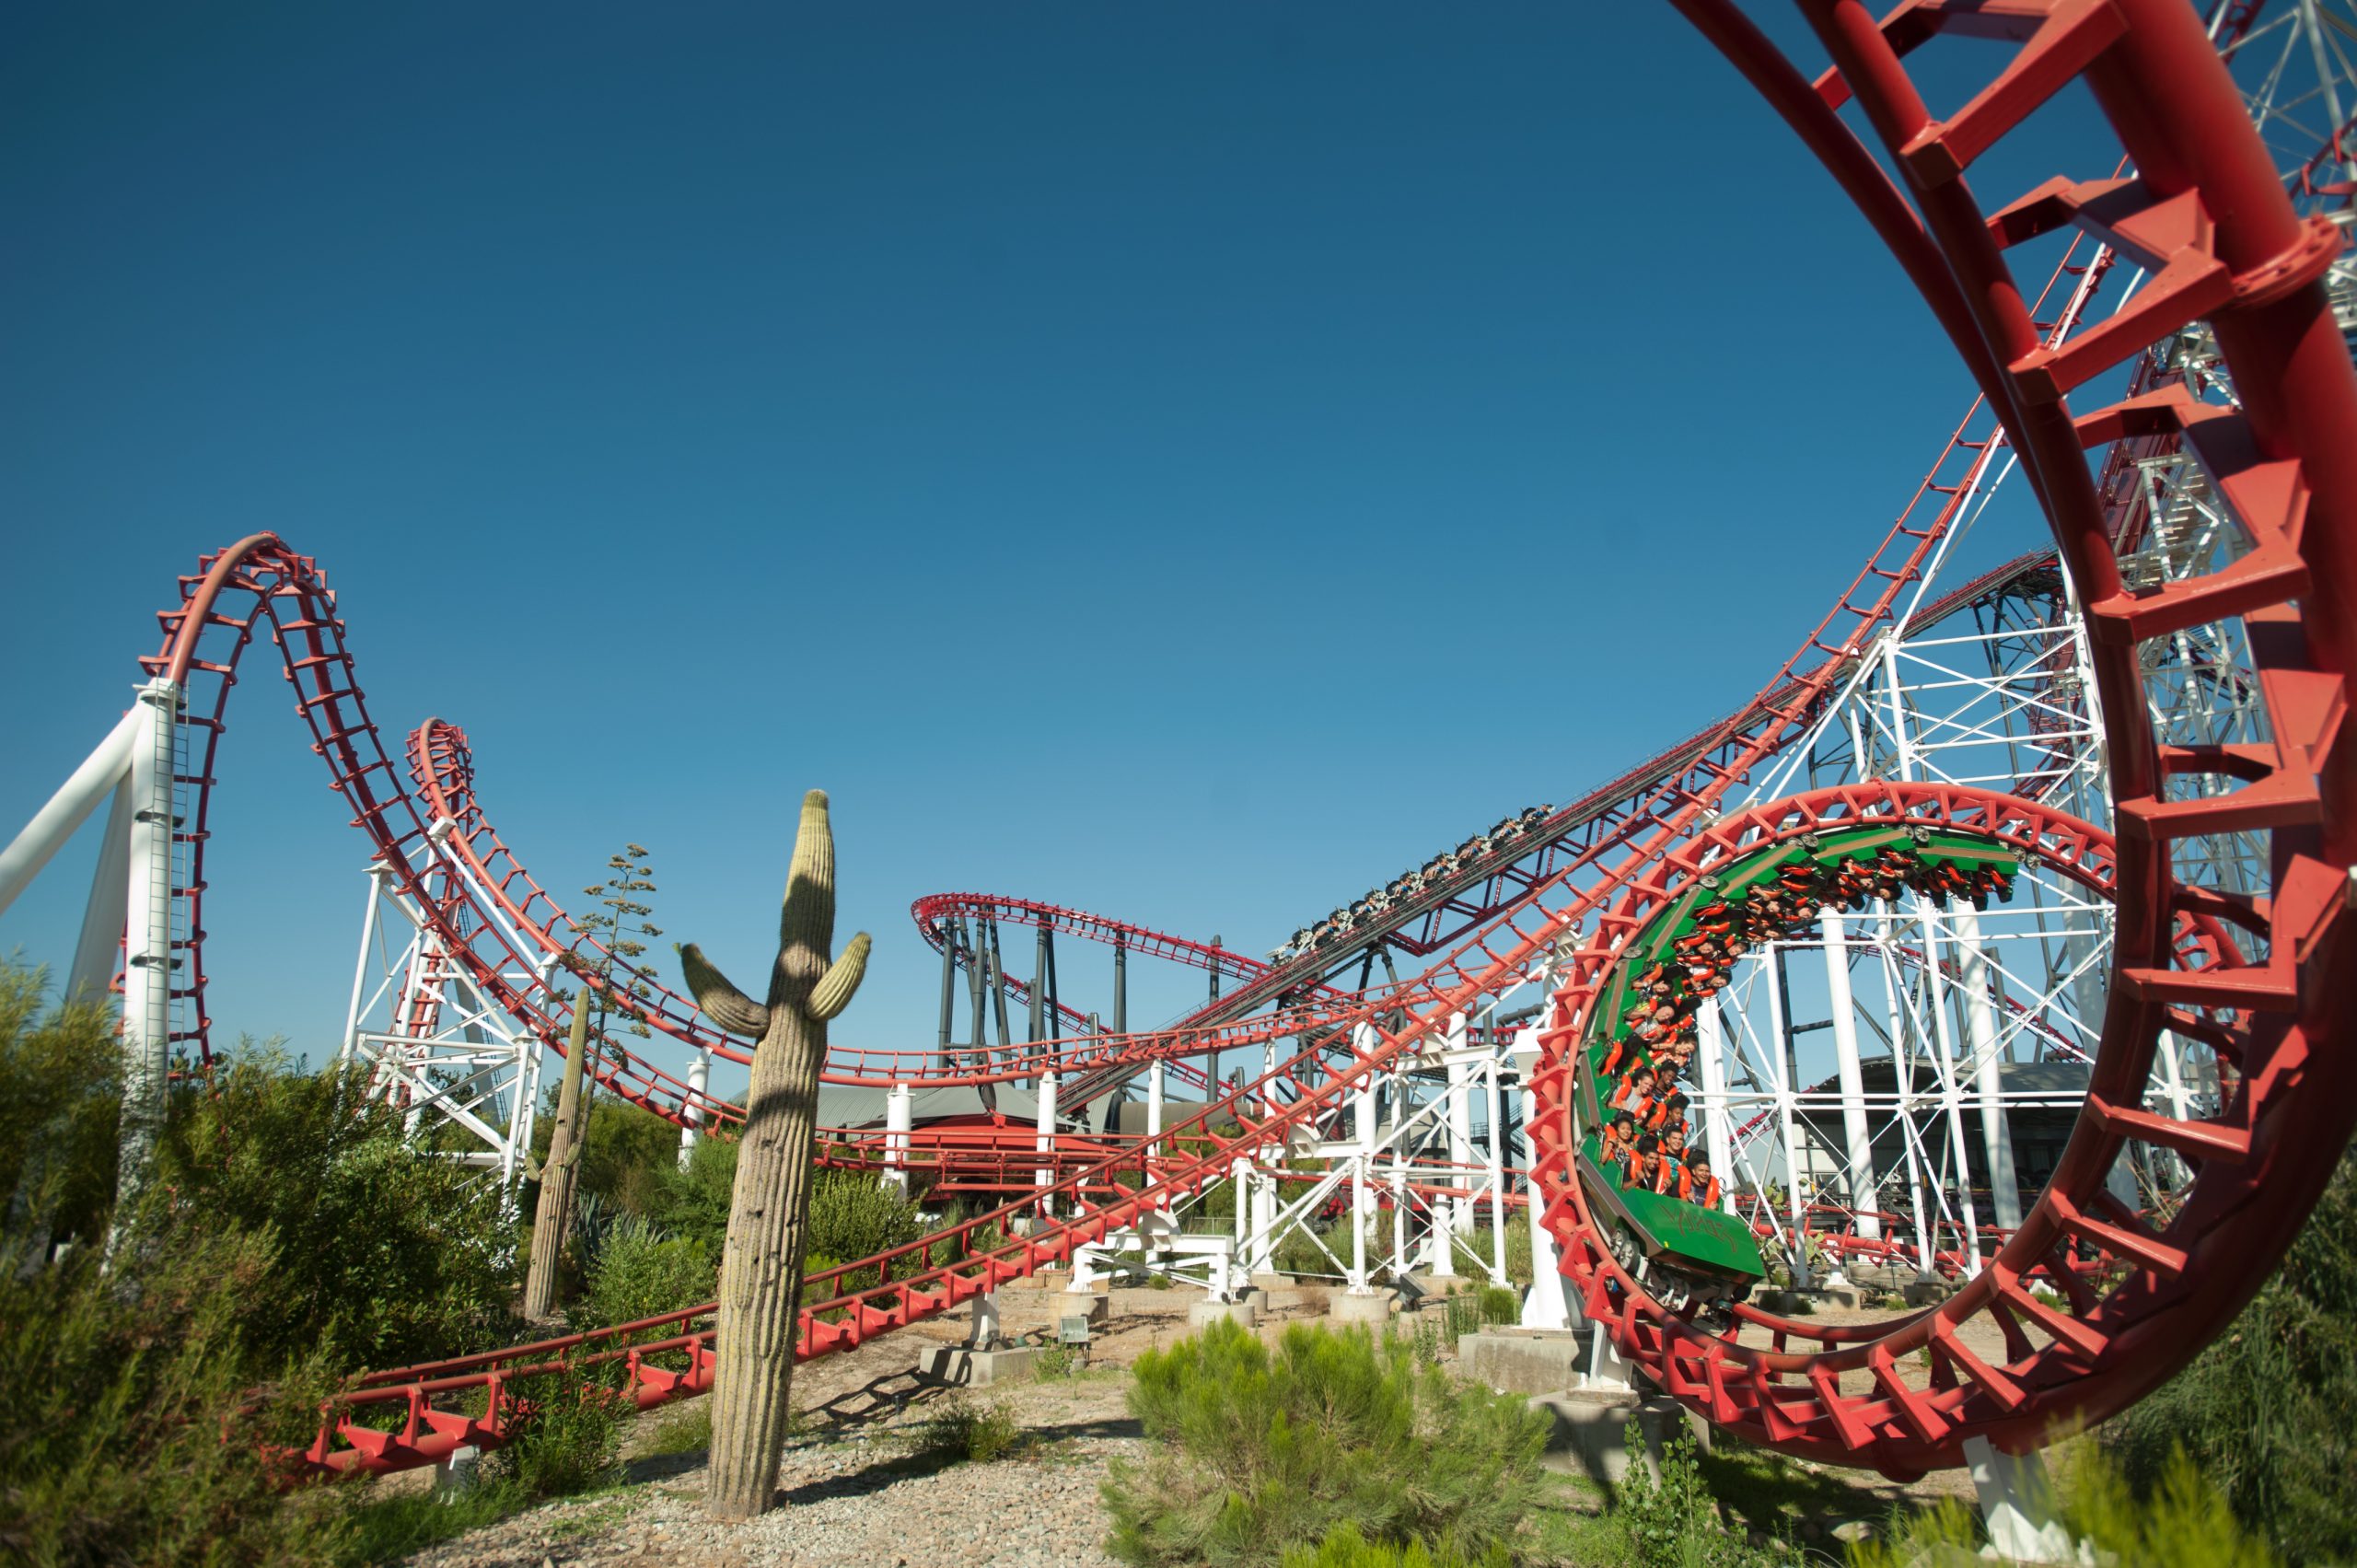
top-left (909, 1397), bottom-right (1027, 1465)
top-left (338, 1480), bottom-right (528, 1565)
top-left (640, 1399), bottom-right (713, 1458)
top-left (1103, 1318), bottom-right (1551, 1567)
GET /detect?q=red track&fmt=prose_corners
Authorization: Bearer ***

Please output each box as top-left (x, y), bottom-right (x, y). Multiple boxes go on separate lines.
top-left (103, 0), bottom-right (2353, 1481)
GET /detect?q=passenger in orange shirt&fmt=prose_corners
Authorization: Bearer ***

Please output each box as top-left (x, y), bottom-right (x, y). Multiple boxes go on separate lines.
top-left (1678, 1147), bottom-right (1724, 1208)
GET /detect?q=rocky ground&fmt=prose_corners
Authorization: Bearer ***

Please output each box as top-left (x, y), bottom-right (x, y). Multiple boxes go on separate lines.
top-left (391, 1279), bottom-right (1971, 1566)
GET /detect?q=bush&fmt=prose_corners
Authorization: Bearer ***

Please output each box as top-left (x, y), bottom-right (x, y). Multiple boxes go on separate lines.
top-left (482, 1360), bottom-right (633, 1500)
top-left (911, 1397), bottom-right (1024, 1464)
top-left (0, 1220), bottom-right (347, 1564)
top-left (158, 1047), bottom-right (518, 1370)
top-left (641, 1400), bottom-right (713, 1458)
top-left (1103, 1319), bottom-right (1551, 1568)
top-left (571, 1214), bottom-right (714, 1333)
top-left (0, 966), bottom-right (120, 1255)
top-left (1613, 1423), bottom-right (1783, 1567)
top-left (1280, 1521), bottom-right (1510, 1568)
top-left (648, 1133), bottom-right (737, 1255)
top-left (1847, 1442), bottom-right (2280, 1568)
top-left (2104, 1152), bottom-right (2357, 1566)
top-left (807, 1169), bottom-right (924, 1278)
top-left (1273, 1220), bottom-right (1344, 1278)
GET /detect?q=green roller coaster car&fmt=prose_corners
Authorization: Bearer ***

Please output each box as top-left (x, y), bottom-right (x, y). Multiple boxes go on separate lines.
top-left (1574, 822), bottom-right (2022, 1307)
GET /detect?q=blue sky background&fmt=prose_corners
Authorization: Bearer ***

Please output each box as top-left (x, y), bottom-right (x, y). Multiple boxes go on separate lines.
top-left (0, 4), bottom-right (2115, 1102)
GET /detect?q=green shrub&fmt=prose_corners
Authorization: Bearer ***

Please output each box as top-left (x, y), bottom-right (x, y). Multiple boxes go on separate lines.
top-left (0, 1219), bottom-right (348, 1564)
top-left (1279, 1521), bottom-right (1510, 1568)
top-left (1104, 1319), bottom-right (1550, 1568)
top-left (1847, 1443), bottom-right (2280, 1568)
top-left (2104, 1152), bottom-right (2357, 1566)
top-left (911, 1397), bottom-right (1024, 1464)
top-left (640, 1400), bottom-right (713, 1458)
top-left (0, 966), bottom-right (120, 1254)
top-left (1477, 1284), bottom-right (1520, 1326)
top-left (807, 1169), bottom-right (923, 1276)
top-left (158, 1046), bottom-right (517, 1370)
top-left (1274, 1220), bottom-right (1343, 1278)
top-left (482, 1360), bottom-right (633, 1500)
top-left (572, 1214), bottom-right (714, 1333)
top-left (649, 1133), bottom-right (737, 1254)
top-left (1612, 1423), bottom-right (1783, 1567)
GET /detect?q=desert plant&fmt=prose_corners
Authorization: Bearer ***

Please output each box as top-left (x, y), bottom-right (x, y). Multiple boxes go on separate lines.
top-left (573, 1213), bottom-right (715, 1333)
top-left (1612, 1422), bottom-right (1782, 1567)
top-left (676, 789), bottom-right (871, 1521)
top-left (0, 1215), bottom-right (348, 1565)
top-left (0, 966), bottom-right (120, 1260)
top-left (482, 1359), bottom-right (633, 1500)
top-left (642, 1400), bottom-right (714, 1458)
top-left (573, 842), bottom-right (667, 1068)
top-left (911, 1397), bottom-right (1025, 1464)
top-left (1104, 1318), bottom-right (1550, 1568)
top-left (525, 994), bottom-right (597, 1319)
top-left (2104, 1151), bottom-right (2357, 1566)
top-left (1280, 1522), bottom-right (1510, 1568)
top-left (156, 1047), bottom-right (516, 1371)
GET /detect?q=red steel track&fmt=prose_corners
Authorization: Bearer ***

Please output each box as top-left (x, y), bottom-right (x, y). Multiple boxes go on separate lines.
top-left (106, 0), bottom-right (2353, 1481)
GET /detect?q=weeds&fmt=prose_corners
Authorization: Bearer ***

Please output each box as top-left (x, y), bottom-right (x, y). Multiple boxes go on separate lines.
top-left (641, 1400), bottom-right (714, 1458)
top-left (482, 1361), bottom-right (633, 1500)
top-left (911, 1397), bottom-right (1026, 1464)
top-left (1104, 1318), bottom-right (1550, 1568)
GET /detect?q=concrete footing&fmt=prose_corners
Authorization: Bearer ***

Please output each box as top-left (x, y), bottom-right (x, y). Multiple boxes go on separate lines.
top-left (1457, 1330), bottom-right (1588, 1396)
top-left (1817, 1278), bottom-right (1864, 1310)
top-left (1188, 1298), bottom-right (1259, 1329)
top-left (1527, 1392), bottom-right (1709, 1487)
top-left (918, 1345), bottom-right (1041, 1388)
top-left (1904, 1275), bottom-right (1954, 1307)
top-left (433, 1444), bottom-right (481, 1499)
top-left (1057, 1293), bottom-right (1109, 1324)
top-left (1328, 1290), bottom-right (1394, 1324)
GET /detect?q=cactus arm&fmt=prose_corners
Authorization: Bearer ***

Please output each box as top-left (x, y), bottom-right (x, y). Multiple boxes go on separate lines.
top-left (805, 932), bottom-right (871, 1022)
top-left (679, 942), bottom-right (771, 1037)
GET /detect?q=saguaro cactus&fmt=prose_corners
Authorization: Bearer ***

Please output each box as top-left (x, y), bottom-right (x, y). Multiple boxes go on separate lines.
top-left (679, 789), bottom-right (870, 1521)
top-left (523, 989), bottom-right (597, 1320)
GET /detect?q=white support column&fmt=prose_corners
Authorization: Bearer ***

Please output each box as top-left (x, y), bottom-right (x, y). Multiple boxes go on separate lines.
top-left (1445, 1013), bottom-right (1474, 1236)
top-left (881, 1078), bottom-right (911, 1193)
top-left (1250, 1156), bottom-right (1277, 1276)
top-left (1514, 1034), bottom-right (1576, 1330)
top-left (1035, 1071), bottom-right (1059, 1219)
top-left (1696, 995), bottom-right (1736, 1205)
top-left (1146, 1058), bottom-right (1168, 1213)
top-left (0, 705), bottom-right (140, 919)
top-left (681, 1047), bottom-right (715, 1169)
top-left (1966, 1435), bottom-right (2075, 1564)
top-left (1232, 1154), bottom-right (1252, 1277)
top-left (1348, 1058), bottom-right (1376, 1295)
top-left (1483, 1054), bottom-right (1507, 1284)
top-left (1954, 900), bottom-right (2023, 1231)
top-left (1764, 942), bottom-right (1811, 1288)
top-left (341, 867), bottom-right (387, 1067)
top-left (1931, 898), bottom-right (1987, 1275)
top-left (110, 679), bottom-right (180, 1252)
top-left (70, 783), bottom-right (134, 1003)
top-left (1819, 906), bottom-right (1882, 1244)
top-left (1388, 1167), bottom-right (1408, 1281)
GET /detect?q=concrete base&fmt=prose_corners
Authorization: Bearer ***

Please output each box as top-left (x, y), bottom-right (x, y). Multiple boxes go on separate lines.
top-left (1527, 1391), bottom-right (1707, 1488)
top-left (1817, 1278), bottom-right (1864, 1310)
top-left (1328, 1290), bottom-right (1394, 1324)
top-left (1904, 1275), bottom-right (1954, 1307)
top-left (433, 1444), bottom-right (481, 1499)
top-left (919, 1345), bottom-right (1041, 1388)
top-left (1056, 1293), bottom-right (1109, 1324)
top-left (1458, 1330), bottom-right (1588, 1396)
top-left (1405, 1272), bottom-right (1478, 1298)
top-left (1188, 1298), bottom-right (1259, 1329)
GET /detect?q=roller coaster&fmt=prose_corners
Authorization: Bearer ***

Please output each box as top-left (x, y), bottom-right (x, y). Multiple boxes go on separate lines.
top-left (3, 0), bottom-right (2354, 1493)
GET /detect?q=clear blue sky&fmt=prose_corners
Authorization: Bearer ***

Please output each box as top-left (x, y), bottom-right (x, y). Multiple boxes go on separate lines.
top-left (1, 5), bottom-right (2110, 1098)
